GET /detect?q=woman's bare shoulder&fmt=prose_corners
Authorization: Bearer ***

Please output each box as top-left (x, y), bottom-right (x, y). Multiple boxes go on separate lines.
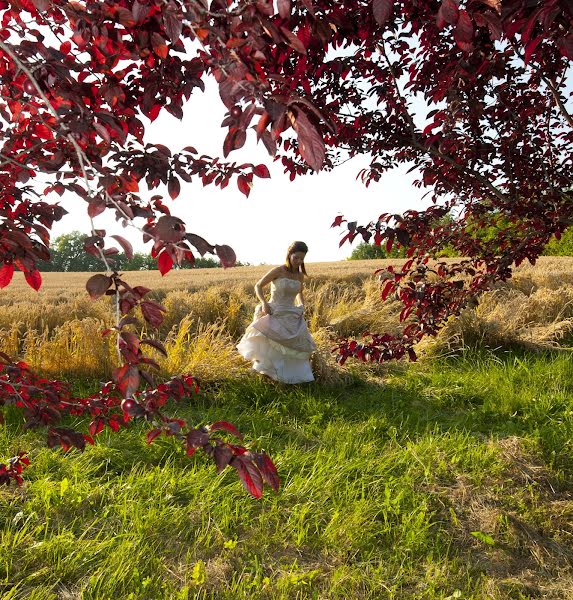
top-left (257, 265), bottom-right (284, 285)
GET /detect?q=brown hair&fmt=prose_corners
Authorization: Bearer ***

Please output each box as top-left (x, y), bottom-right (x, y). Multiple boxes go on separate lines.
top-left (285, 241), bottom-right (308, 275)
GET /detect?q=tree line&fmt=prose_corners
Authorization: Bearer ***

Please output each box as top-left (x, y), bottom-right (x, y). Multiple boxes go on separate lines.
top-left (38, 232), bottom-right (225, 272)
top-left (350, 222), bottom-right (573, 260)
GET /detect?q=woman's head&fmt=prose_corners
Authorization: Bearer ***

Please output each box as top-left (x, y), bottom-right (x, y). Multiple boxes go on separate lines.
top-left (285, 241), bottom-right (308, 274)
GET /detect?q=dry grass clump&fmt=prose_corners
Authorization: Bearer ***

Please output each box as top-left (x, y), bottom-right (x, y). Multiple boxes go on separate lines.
top-left (5, 318), bottom-right (117, 380)
top-left (431, 284), bottom-right (573, 353)
top-left (160, 318), bottom-right (250, 381)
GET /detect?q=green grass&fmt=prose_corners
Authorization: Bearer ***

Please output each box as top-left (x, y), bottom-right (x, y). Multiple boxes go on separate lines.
top-left (1, 350), bottom-right (573, 599)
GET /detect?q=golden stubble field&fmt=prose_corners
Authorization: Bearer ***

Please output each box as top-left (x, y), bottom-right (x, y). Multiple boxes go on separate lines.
top-left (2, 257), bottom-right (573, 383)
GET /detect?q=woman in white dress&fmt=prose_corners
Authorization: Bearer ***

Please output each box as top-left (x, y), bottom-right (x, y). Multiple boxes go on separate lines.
top-left (237, 241), bottom-right (316, 383)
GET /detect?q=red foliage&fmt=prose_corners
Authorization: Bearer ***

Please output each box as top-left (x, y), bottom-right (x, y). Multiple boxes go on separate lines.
top-left (0, 354), bottom-right (278, 497)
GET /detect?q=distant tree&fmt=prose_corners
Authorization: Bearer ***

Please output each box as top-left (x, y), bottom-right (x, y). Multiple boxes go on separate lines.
top-left (543, 228), bottom-right (573, 256)
top-left (38, 231), bottom-right (103, 272)
top-left (348, 242), bottom-right (406, 260)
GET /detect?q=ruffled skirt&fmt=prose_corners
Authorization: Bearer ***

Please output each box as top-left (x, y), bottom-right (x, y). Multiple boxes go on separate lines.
top-left (237, 304), bottom-right (316, 384)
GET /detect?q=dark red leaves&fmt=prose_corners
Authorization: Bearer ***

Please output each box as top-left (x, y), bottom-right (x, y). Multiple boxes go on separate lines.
top-left (455, 10), bottom-right (474, 51)
top-left (110, 235), bottom-right (134, 260)
top-left (280, 27), bottom-right (307, 54)
top-left (373, 0), bottom-right (394, 27)
top-left (115, 7), bottom-right (136, 27)
top-left (187, 428), bottom-right (210, 449)
top-left (151, 33), bottom-right (168, 59)
top-left (24, 270), bottom-right (42, 291)
top-left (157, 250), bottom-right (174, 276)
top-left (237, 175), bottom-right (252, 197)
top-left (146, 429), bottom-right (162, 444)
top-left (210, 421), bottom-right (243, 439)
top-left (140, 301), bottom-right (166, 327)
top-left (139, 338), bottom-right (168, 357)
top-left (253, 452), bottom-right (280, 492)
top-left (154, 216), bottom-right (186, 243)
top-left (163, 7), bottom-right (183, 43)
top-left (289, 110), bottom-right (325, 172)
top-left (214, 446), bottom-right (234, 473)
top-left (233, 455), bottom-right (264, 499)
top-left (277, 0), bottom-right (291, 19)
top-left (89, 417), bottom-right (105, 437)
top-left (0, 264), bottom-right (15, 289)
top-left (168, 176), bottom-right (181, 200)
top-left (115, 364), bottom-right (140, 398)
top-left (253, 164), bottom-right (271, 179)
top-left (186, 234), bottom-right (215, 256)
top-left (86, 274), bottom-right (112, 300)
top-left (88, 197), bottom-right (107, 218)
top-left (438, 0), bottom-right (459, 28)
top-left (215, 245), bottom-right (237, 268)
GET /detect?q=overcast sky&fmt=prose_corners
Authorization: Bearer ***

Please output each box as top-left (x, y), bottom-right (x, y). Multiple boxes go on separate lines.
top-left (50, 79), bottom-right (429, 266)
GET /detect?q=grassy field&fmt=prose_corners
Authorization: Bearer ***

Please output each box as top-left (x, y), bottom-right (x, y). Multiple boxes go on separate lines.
top-left (1, 259), bottom-right (573, 598)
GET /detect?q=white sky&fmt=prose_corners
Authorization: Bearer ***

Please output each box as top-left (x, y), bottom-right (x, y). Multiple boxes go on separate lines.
top-left (50, 79), bottom-right (430, 266)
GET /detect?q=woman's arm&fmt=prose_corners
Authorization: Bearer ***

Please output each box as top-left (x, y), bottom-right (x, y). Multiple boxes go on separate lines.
top-left (254, 266), bottom-right (281, 314)
top-left (296, 275), bottom-right (305, 306)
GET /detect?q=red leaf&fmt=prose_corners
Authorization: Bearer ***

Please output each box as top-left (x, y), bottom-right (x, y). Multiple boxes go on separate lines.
top-left (210, 421), bottom-right (243, 439)
top-left (381, 279), bottom-right (396, 301)
top-left (115, 364), bottom-right (140, 398)
top-left (233, 456), bottom-right (263, 498)
top-left (186, 233), bottom-right (215, 256)
top-left (148, 104), bottom-right (162, 121)
top-left (556, 34), bottom-right (573, 60)
top-left (289, 110), bottom-right (325, 171)
top-left (214, 445), bottom-right (234, 473)
top-left (140, 301), bottom-right (166, 327)
top-left (163, 8), bottom-right (183, 43)
top-left (152, 33), bottom-right (168, 59)
top-left (140, 338), bottom-right (168, 357)
top-left (60, 41), bottom-right (71, 54)
top-left (157, 250), bottom-right (174, 276)
top-left (280, 27), bottom-right (307, 54)
top-left (146, 429), bottom-right (162, 444)
top-left (277, 0), bottom-right (291, 19)
top-left (111, 235), bottom-right (134, 260)
top-left (524, 35), bottom-right (543, 64)
top-left (116, 6), bottom-right (136, 27)
top-left (237, 175), bottom-right (252, 197)
top-left (168, 176), bottom-right (181, 200)
top-left (24, 270), bottom-right (42, 291)
top-left (254, 452), bottom-right (280, 492)
top-left (88, 197), bottom-right (107, 218)
top-left (253, 164), bottom-right (271, 179)
top-left (0, 263), bottom-right (14, 289)
top-left (214, 245), bottom-right (237, 269)
top-left (89, 417), bottom-right (105, 437)
top-left (86, 274), bottom-right (112, 300)
top-left (154, 215), bottom-right (186, 242)
top-left (455, 10), bottom-right (474, 51)
top-left (186, 429), bottom-right (210, 454)
top-left (372, 0), bottom-right (393, 27)
top-left (438, 0), bottom-right (459, 27)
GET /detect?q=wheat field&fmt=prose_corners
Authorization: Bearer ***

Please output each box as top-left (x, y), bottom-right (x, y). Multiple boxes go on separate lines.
top-left (2, 257), bottom-right (573, 382)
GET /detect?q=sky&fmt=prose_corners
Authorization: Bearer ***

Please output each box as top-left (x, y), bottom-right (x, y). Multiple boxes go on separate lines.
top-left (50, 79), bottom-right (430, 266)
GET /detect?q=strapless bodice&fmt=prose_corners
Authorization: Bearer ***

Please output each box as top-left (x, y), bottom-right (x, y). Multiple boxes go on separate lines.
top-left (269, 278), bottom-right (301, 306)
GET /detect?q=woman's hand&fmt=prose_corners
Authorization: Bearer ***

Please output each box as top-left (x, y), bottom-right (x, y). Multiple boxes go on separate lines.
top-left (262, 301), bottom-right (272, 315)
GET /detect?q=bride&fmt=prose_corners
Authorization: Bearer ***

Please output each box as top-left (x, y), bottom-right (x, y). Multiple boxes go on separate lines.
top-left (237, 241), bottom-right (316, 383)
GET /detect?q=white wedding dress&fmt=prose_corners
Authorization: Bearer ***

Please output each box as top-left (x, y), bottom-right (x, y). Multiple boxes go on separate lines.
top-left (237, 278), bottom-right (316, 383)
